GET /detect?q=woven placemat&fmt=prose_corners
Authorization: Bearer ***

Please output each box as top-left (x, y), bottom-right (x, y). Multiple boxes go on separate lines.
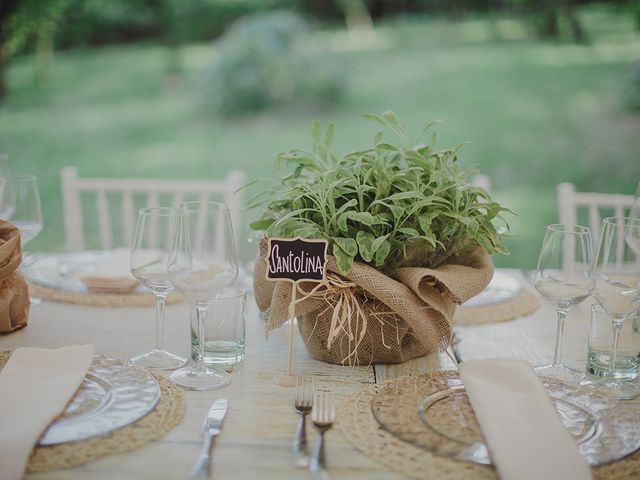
top-left (337, 373), bottom-right (640, 480)
top-left (454, 289), bottom-right (540, 326)
top-left (27, 281), bottom-right (184, 308)
top-left (26, 372), bottom-right (185, 473)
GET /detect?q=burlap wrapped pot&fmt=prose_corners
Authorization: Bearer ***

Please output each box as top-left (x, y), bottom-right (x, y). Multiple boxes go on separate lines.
top-left (254, 239), bottom-right (493, 365)
top-left (0, 221), bottom-right (30, 333)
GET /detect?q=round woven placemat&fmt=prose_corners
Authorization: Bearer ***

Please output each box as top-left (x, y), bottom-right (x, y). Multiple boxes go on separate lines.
top-left (454, 289), bottom-right (540, 326)
top-left (26, 372), bottom-right (185, 473)
top-left (27, 281), bottom-right (184, 308)
top-left (337, 373), bottom-right (640, 480)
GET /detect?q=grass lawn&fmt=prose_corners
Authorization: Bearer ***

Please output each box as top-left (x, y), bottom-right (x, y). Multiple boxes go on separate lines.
top-left (1, 7), bottom-right (639, 268)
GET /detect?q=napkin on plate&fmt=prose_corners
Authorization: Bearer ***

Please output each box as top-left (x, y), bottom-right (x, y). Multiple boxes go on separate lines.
top-left (458, 359), bottom-right (591, 480)
top-left (0, 345), bottom-right (94, 480)
top-left (80, 248), bottom-right (139, 293)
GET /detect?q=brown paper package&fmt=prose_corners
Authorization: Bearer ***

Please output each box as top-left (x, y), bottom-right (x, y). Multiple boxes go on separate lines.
top-left (0, 220), bottom-right (30, 333)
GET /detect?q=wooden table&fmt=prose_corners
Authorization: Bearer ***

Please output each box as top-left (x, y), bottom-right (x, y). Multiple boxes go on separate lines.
top-left (0, 270), bottom-right (597, 479)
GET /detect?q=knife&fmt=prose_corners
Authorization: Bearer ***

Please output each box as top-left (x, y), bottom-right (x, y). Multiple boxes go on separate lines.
top-left (190, 399), bottom-right (228, 479)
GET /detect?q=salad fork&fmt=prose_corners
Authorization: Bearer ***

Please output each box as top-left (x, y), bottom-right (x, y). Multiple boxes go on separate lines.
top-left (292, 376), bottom-right (314, 467)
top-left (309, 391), bottom-right (335, 478)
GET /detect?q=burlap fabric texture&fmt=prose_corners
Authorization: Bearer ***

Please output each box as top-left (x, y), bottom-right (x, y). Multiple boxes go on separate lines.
top-left (0, 221), bottom-right (30, 333)
top-left (254, 239), bottom-right (493, 365)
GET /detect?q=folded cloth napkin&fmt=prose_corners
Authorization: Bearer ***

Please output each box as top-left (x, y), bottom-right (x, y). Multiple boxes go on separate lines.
top-left (80, 248), bottom-right (139, 293)
top-left (0, 345), bottom-right (94, 480)
top-left (459, 359), bottom-right (591, 480)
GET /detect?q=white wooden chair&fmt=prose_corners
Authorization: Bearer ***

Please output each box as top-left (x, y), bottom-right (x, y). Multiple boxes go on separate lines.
top-left (557, 182), bottom-right (635, 242)
top-left (60, 167), bottom-right (246, 252)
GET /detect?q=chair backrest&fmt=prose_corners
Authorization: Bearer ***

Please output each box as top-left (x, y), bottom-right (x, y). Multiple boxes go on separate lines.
top-left (61, 167), bottom-right (246, 252)
top-left (557, 182), bottom-right (634, 242)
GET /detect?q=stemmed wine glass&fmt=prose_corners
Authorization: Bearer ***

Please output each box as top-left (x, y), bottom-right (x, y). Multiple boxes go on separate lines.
top-left (0, 174), bottom-right (43, 249)
top-left (591, 217), bottom-right (640, 400)
top-left (626, 181), bottom-right (640, 255)
top-left (533, 224), bottom-right (594, 383)
top-left (130, 207), bottom-right (187, 369)
top-left (168, 201), bottom-right (238, 390)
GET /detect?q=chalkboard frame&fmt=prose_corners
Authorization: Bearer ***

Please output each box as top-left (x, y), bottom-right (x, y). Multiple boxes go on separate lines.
top-left (265, 237), bottom-right (328, 284)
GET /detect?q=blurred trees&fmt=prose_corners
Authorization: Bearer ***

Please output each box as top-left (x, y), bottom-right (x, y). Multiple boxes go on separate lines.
top-left (1, 0), bottom-right (637, 102)
top-left (0, 0), bottom-right (72, 100)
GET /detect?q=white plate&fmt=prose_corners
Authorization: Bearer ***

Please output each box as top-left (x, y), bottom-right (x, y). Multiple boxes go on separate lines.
top-left (462, 270), bottom-right (522, 308)
top-left (24, 251), bottom-right (145, 294)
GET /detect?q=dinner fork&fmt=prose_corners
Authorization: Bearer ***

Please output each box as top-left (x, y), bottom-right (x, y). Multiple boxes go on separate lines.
top-left (309, 391), bottom-right (335, 478)
top-left (292, 375), bottom-right (314, 467)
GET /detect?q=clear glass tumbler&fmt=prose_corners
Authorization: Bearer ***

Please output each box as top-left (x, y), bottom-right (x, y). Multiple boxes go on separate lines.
top-left (190, 286), bottom-right (246, 367)
top-left (587, 303), bottom-right (640, 380)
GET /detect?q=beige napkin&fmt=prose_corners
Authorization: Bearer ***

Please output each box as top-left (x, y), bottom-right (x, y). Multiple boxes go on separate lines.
top-left (459, 359), bottom-right (591, 480)
top-left (0, 345), bottom-right (94, 480)
top-left (80, 248), bottom-right (139, 293)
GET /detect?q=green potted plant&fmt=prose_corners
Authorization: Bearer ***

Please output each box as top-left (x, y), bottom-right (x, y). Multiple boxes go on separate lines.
top-left (252, 112), bottom-right (511, 365)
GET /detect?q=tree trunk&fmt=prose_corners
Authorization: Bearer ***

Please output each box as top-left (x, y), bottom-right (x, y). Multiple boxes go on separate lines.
top-left (0, 0), bottom-right (21, 101)
top-left (563, 0), bottom-right (587, 43)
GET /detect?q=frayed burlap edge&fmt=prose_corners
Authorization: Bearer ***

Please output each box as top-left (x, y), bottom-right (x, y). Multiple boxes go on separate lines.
top-left (454, 289), bottom-right (541, 326)
top-left (337, 373), bottom-right (640, 480)
top-left (26, 372), bottom-right (185, 473)
top-left (27, 281), bottom-right (184, 308)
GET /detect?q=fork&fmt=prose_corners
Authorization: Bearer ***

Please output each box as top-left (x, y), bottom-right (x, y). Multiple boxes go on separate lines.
top-left (292, 376), bottom-right (314, 467)
top-left (309, 391), bottom-right (336, 478)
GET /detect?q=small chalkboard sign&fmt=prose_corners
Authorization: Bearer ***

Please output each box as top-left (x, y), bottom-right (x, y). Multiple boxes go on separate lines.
top-left (266, 237), bottom-right (328, 283)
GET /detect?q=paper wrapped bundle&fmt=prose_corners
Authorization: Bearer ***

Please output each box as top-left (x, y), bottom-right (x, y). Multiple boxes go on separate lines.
top-left (254, 240), bottom-right (493, 365)
top-left (0, 221), bottom-right (30, 333)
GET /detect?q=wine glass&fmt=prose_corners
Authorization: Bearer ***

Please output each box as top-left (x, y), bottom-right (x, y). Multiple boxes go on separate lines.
top-left (0, 174), bottom-right (43, 247)
top-left (626, 181), bottom-right (640, 254)
top-left (130, 207), bottom-right (187, 369)
top-left (591, 217), bottom-right (640, 400)
top-left (168, 201), bottom-right (238, 390)
top-left (0, 154), bottom-right (9, 175)
top-left (533, 224), bottom-right (594, 383)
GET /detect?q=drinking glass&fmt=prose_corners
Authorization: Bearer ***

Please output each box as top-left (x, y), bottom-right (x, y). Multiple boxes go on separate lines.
top-left (168, 201), bottom-right (238, 390)
top-left (591, 216), bottom-right (640, 399)
top-left (534, 224), bottom-right (594, 382)
top-left (0, 174), bottom-right (43, 246)
top-left (130, 207), bottom-right (187, 369)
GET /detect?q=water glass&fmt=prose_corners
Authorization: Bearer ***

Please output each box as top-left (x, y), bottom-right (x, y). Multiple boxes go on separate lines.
top-left (191, 287), bottom-right (246, 367)
top-left (587, 303), bottom-right (640, 380)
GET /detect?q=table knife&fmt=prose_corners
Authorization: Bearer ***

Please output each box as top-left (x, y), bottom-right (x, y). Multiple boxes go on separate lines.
top-left (190, 398), bottom-right (228, 479)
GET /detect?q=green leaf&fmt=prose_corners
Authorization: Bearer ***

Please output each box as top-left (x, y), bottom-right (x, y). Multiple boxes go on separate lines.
top-left (398, 227), bottom-right (420, 237)
top-left (371, 234), bottom-right (389, 253)
top-left (418, 213), bottom-right (437, 234)
top-left (347, 211), bottom-right (375, 226)
top-left (360, 113), bottom-right (386, 126)
top-left (382, 110), bottom-right (400, 127)
top-left (333, 244), bottom-right (354, 275)
top-left (356, 231), bottom-right (375, 262)
top-left (374, 239), bottom-right (391, 266)
top-left (324, 123), bottom-right (334, 148)
top-left (249, 218), bottom-right (276, 230)
top-left (387, 191), bottom-right (421, 201)
top-left (311, 120), bottom-right (321, 144)
top-left (333, 237), bottom-right (358, 256)
top-left (337, 212), bottom-right (349, 233)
